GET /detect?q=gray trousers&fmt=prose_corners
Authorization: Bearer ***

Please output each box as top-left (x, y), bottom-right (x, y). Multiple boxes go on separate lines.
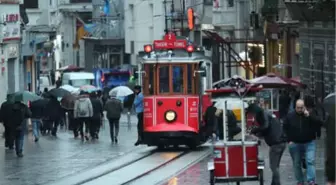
top-left (269, 143), bottom-right (286, 185)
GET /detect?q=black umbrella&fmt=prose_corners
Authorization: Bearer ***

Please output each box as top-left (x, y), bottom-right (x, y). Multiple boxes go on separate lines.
top-left (31, 98), bottom-right (49, 108)
top-left (47, 88), bottom-right (71, 98)
top-left (323, 93), bottom-right (335, 120)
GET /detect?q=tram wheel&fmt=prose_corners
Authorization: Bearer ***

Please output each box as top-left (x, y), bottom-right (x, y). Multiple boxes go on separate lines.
top-left (209, 170), bottom-right (215, 185)
top-left (258, 169), bottom-right (264, 185)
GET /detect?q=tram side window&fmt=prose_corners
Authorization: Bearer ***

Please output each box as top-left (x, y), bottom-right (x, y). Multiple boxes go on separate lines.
top-left (187, 64), bottom-right (192, 94)
top-left (143, 64), bottom-right (154, 95)
top-left (159, 66), bottom-right (170, 93)
top-left (172, 66), bottom-right (184, 93)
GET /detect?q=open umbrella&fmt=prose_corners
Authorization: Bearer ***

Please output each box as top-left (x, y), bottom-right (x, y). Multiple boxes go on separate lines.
top-left (61, 94), bottom-right (77, 110)
top-left (47, 88), bottom-right (71, 98)
top-left (11, 91), bottom-right (42, 104)
top-left (79, 85), bottom-right (99, 93)
top-left (250, 73), bottom-right (290, 88)
top-left (109, 86), bottom-right (133, 97)
top-left (60, 85), bottom-right (79, 93)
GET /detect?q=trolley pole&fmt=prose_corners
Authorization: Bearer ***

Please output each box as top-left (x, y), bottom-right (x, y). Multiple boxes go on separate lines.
top-left (164, 0), bottom-right (168, 34)
top-left (171, 0), bottom-right (176, 34)
top-left (181, 0), bottom-right (185, 36)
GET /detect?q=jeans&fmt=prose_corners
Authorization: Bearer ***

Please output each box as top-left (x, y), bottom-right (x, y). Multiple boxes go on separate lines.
top-left (108, 118), bottom-right (120, 140)
top-left (32, 119), bottom-right (41, 139)
top-left (269, 143), bottom-right (286, 185)
top-left (15, 129), bottom-right (24, 154)
top-left (288, 141), bottom-right (316, 184)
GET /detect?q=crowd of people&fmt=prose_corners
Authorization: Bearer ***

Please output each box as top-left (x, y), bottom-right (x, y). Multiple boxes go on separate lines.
top-left (0, 85), bottom-right (145, 158)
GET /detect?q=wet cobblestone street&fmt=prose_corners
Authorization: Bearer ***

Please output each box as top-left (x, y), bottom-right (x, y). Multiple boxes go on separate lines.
top-left (0, 114), bottom-right (139, 185)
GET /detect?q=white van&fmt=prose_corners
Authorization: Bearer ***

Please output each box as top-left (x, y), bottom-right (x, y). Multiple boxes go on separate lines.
top-left (62, 72), bottom-right (95, 88)
top-left (39, 75), bottom-right (54, 93)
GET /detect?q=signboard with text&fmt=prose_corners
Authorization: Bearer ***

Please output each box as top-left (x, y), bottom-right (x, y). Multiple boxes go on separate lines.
top-left (153, 32), bottom-right (187, 50)
top-left (143, 97), bottom-right (154, 128)
top-left (187, 97), bottom-right (199, 130)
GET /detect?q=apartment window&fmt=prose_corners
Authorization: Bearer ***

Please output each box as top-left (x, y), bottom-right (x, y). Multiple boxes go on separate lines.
top-left (204, 0), bottom-right (212, 5)
top-left (24, 0), bottom-right (38, 9)
top-left (227, 0), bottom-right (234, 7)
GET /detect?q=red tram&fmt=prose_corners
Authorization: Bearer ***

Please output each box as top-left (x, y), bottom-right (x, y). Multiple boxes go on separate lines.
top-left (138, 33), bottom-right (213, 148)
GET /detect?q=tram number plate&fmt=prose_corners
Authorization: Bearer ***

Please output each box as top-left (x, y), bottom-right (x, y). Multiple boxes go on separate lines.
top-left (207, 161), bottom-right (214, 170)
top-left (214, 150), bottom-right (222, 158)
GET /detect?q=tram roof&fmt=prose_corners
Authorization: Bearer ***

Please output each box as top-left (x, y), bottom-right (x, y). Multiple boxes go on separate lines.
top-left (140, 50), bottom-right (211, 64)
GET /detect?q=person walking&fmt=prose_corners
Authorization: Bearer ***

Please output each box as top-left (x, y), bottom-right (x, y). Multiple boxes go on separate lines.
top-left (0, 94), bottom-right (14, 148)
top-left (45, 97), bottom-right (63, 137)
top-left (30, 99), bottom-right (48, 142)
top-left (104, 92), bottom-right (123, 143)
top-left (247, 103), bottom-right (286, 185)
top-left (90, 92), bottom-right (103, 139)
top-left (283, 99), bottom-right (320, 185)
top-left (74, 91), bottom-right (93, 141)
top-left (7, 100), bottom-right (32, 157)
top-left (133, 85), bottom-right (144, 146)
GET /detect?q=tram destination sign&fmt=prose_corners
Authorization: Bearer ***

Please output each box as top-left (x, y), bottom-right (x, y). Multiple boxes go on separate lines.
top-left (153, 32), bottom-right (187, 50)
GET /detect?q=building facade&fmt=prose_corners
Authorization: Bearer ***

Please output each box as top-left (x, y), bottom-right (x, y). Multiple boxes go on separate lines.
top-left (21, 0), bottom-right (57, 92)
top-left (82, 0), bottom-right (125, 71)
top-left (0, 0), bottom-right (22, 103)
top-left (285, 0), bottom-right (336, 98)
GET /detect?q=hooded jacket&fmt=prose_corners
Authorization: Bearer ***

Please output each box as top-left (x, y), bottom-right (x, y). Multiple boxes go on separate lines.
top-left (8, 102), bottom-right (32, 129)
top-left (248, 103), bottom-right (286, 146)
top-left (74, 96), bottom-right (93, 118)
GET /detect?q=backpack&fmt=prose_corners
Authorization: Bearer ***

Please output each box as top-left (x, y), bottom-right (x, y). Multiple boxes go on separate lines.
top-left (77, 101), bottom-right (89, 117)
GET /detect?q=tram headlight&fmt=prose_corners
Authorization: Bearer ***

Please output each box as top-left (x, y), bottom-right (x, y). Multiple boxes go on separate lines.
top-left (165, 110), bottom-right (176, 122)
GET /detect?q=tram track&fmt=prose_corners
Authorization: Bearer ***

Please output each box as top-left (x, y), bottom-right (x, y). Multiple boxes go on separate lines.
top-left (81, 149), bottom-right (189, 185)
top-left (81, 146), bottom-right (210, 185)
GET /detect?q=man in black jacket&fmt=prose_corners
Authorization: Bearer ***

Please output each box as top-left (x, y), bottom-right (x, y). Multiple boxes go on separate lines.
top-left (247, 103), bottom-right (286, 185)
top-left (90, 92), bottom-right (103, 139)
top-left (7, 101), bottom-right (32, 157)
top-left (0, 94), bottom-right (14, 148)
top-left (283, 99), bottom-right (319, 185)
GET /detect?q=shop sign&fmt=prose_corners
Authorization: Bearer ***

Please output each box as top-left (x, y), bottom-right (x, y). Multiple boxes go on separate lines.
top-left (2, 14), bottom-right (19, 23)
top-left (2, 24), bottom-right (20, 41)
top-left (7, 45), bottom-right (18, 58)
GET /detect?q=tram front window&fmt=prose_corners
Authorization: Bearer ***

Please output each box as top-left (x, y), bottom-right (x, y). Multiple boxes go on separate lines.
top-left (172, 66), bottom-right (184, 93)
top-left (159, 65), bottom-right (170, 93)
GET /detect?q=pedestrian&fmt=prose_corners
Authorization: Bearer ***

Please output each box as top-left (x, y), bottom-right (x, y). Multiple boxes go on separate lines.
top-left (247, 103), bottom-right (286, 185)
top-left (104, 92), bottom-right (123, 143)
top-left (7, 100), bottom-right (32, 157)
top-left (133, 85), bottom-right (144, 146)
top-left (74, 91), bottom-right (93, 141)
top-left (55, 77), bottom-right (62, 88)
top-left (204, 101), bottom-right (218, 139)
top-left (214, 109), bottom-right (241, 141)
top-left (30, 99), bottom-right (48, 142)
top-left (45, 97), bottom-right (63, 137)
top-left (0, 94), bottom-right (14, 148)
top-left (90, 92), bottom-right (103, 140)
top-left (283, 99), bottom-right (320, 185)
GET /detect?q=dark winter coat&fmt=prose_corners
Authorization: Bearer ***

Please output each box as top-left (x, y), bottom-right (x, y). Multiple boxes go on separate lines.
top-left (7, 102), bottom-right (32, 129)
top-left (0, 100), bottom-right (12, 124)
top-left (45, 98), bottom-right (63, 120)
top-left (248, 103), bottom-right (286, 146)
top-left (90, 98), bottom-right (103, 120)
top-left (283, 111), bottom-right (319, 143)
top-left (104, 98), bottom-right (123, 119)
